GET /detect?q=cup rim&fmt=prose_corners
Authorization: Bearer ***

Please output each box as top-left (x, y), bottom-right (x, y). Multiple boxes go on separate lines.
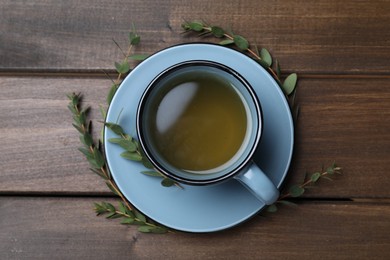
top-left (136, 60), bottom-right (263, 185)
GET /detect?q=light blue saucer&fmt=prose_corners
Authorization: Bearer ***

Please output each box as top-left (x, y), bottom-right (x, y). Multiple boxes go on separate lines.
top-left (104, 43), bottom-right (294, 232)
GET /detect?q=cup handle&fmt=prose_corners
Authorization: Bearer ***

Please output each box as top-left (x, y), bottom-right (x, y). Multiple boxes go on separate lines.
top-left (234, 162), bottom-right (279, 205)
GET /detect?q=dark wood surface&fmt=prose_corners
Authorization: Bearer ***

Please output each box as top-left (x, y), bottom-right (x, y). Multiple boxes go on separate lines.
top-left (1, 0), bottom-right (389, 259)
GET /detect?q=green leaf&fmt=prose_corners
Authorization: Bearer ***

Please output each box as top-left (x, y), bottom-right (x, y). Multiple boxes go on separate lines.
top-left (289, 185), bottom-right (305, 197)
top-left (311, 172), bottom-right (321, 183)
top-left (128, 54), bottom-right (149, 61)
top-left (107, 84), bottom-right (118, 105)
top-left (282, 73), bottom-right (297, 95)
top-left (211, 26), bottom-right (225, 37)
top-left (105, 182), bottom-right (119, 195)
top-left (87, 157), bottom-right (100, 169)
top-left (89, 168), bottom-right (107, 180)
top-left (275, 59), bottom-right (281, 79)
top-left (118, 202), bottom-right (127, 214)
top-left (219, 39), bottom-right (234, 46)
top-left (142, 158), bottom-right (154, 169)
top-left (266, 204), bottom-right (278, 213)
top-left (103, 202), bottom-right (116, 212)
top-left (188, 21), bottom-right (204, 32)
top-left (94, 203), bottom-right (106, 215)
top-left (125, 208), bottom-right (135, 218)
top-left (260, 48), bottom-right (272, 67)
top-left (78, 147), bottom-right (93, 159)
top-left (277, 200), bottom-right (298, 207)
top-left (105, 122), bottom-right (125, 136)
top-left (108, 138), bottom-right (137, 152)
top-left (161, 178), bottom-right (175, 187)
top-left (149, 226), bottom-right (168, 234)
top-left (138, 225), bottom-right (153, 233)
top-left (120, 151), bottom-right (143, 161)
top-left (106, 212), bottom-right (122, 219)
top-left (326, 167), bottom-right (334, 175)
top-left (114, 61), bottom-right (130, 74)
top-left (121, 217), bottom-right (135, 225)
top-left (141, 171), bottom-right (163, 177)
top-left (129, 31), bottom-right (140, 45)
top-left (134, 209), bottom-right (146, 223)
top-left (233, 35), bottom-right (249, 50)
top-left (93, 147), bottom-right (105, 168)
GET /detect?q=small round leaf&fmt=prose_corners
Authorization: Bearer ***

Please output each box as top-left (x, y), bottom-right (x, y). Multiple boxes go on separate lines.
top-left (211, 26), bottom-right (225, 37)
top-left (289, 185), bottom-right (305, 197)
top-left (233, 35), bottom-right (249, 50)
top-left (282, 73), bottom-right (297, 95)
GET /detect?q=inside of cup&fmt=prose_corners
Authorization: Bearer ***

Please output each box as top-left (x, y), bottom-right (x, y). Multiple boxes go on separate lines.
top-left (137, 61), bottom-right (262, 185)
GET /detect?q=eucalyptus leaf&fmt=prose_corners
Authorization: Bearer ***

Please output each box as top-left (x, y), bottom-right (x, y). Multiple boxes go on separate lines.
top-left (266, 204), bottom-right (278, 213)
top-left (103, 202), bottom-right (116, 212)
top-left (277, 200), bottom-right (298, 207)
top-left (105, 182), bottom-right (119, 195)
top-left (150, 226), bottom-right (168, 234)
top-left (93, 147), bottom-right (105, 168)
top-left (211, 26), bottom-right (225, 37)
top-left (120, 151), bottom-right (143, 161)
top-left (129, 31), bottom-right (140, 45)
top-left (141, 171), bottom-right (163, 177)
top-left (109, 138), bottom-right (137, 152)
top-left (161, 178), bottom-right (175, 187)
top-left (138, 225), bottom-right (153, 233)
top-left (282, 73), bottom-right (297, 95)
top-left (125, 208), bottom-right (135, 218)
top-left (219, 39), bottom-right (234, 46)
top-left (142, 158), bottom-right (154, 169)
top-left (128, 54), bottom-right (149, 61)
top-left (188, 21), bottom-right (204, 32)
top-left (134, 209), bottom-right (146, 223)
top-left (311, 172), bottom-right (321, 183)
top-left (275, 59), bottom-right (281, 79)
top-left (260, 48), bottom-right (272, 67)
top-left (89, 168), bottom-right (108, 180)
top-left (78, 147), bottom-right (93, 159)
top-left (326, 167), bottom-right (334, 175)
top-left (83, 132), bottom-right (93, 147)
top-left (105, 122), bottom-right (125, 136)
top-left (121, 217), bottom-right (135, 225)
top-left (107, 84), bottom-right (118, 105)
top-left (289, 185), bottom-right (305, 197)
top-left (233, 35), bottom-right (249, 50)
top-left (118, 202), bottom-right (127, 214)
top-left (87, 157), bottom-right (100, 169)
top-left (114, 61), bottom-right (130, 74)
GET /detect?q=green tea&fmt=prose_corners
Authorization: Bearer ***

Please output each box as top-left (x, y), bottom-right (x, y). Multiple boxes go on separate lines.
top-left (145, 67), bottom-right (248, 172)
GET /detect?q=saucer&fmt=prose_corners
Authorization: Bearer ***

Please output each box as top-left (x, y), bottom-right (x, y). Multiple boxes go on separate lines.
top-left (104, 43), bottom-right (294, 232)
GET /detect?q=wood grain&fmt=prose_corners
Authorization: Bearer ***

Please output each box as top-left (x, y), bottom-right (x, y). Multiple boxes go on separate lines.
top-left (1, 197), bottom-right (389, 259)
top-left (0, 76), bottom-right (389, 197)
top-left (1, 0), bottom-right (389, 74)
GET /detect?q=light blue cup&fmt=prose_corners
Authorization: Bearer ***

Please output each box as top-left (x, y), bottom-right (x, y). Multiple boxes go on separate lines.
top-left (136, 61), bottom-right (279, 205)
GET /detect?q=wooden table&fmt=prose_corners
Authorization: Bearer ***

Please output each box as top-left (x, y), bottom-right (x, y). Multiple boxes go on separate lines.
top-left (1, 1), bottom-right (389, 259)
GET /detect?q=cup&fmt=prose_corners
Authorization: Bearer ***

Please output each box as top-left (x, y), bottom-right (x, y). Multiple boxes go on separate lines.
top-left (136, 61), bottom-right (279, 205)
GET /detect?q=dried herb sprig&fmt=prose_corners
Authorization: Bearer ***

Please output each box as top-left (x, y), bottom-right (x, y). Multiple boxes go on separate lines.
top-left (181, 20), bottom-right (297, 96)
top-left (67, 93), bottom-right (169, 234)
top-left (266, 162), bottom-right (342, 213)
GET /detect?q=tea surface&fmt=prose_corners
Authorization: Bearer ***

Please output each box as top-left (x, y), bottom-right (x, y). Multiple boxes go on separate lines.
top-left (148, 70), bottom-right (247, 172)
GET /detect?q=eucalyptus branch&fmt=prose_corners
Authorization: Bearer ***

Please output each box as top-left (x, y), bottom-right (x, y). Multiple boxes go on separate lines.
top-left (105, 122), bottom-right (182, 188)
top-left (107, 24), bottom-right (145, 105)
top-left (181, 20), bottom-right (297, 96)
top-left (94, 201), bottom-right (168, 233)
top-left (266, 162), bottom-right (342, 212)
top-left (67, 93), bottom-right (169, 233)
